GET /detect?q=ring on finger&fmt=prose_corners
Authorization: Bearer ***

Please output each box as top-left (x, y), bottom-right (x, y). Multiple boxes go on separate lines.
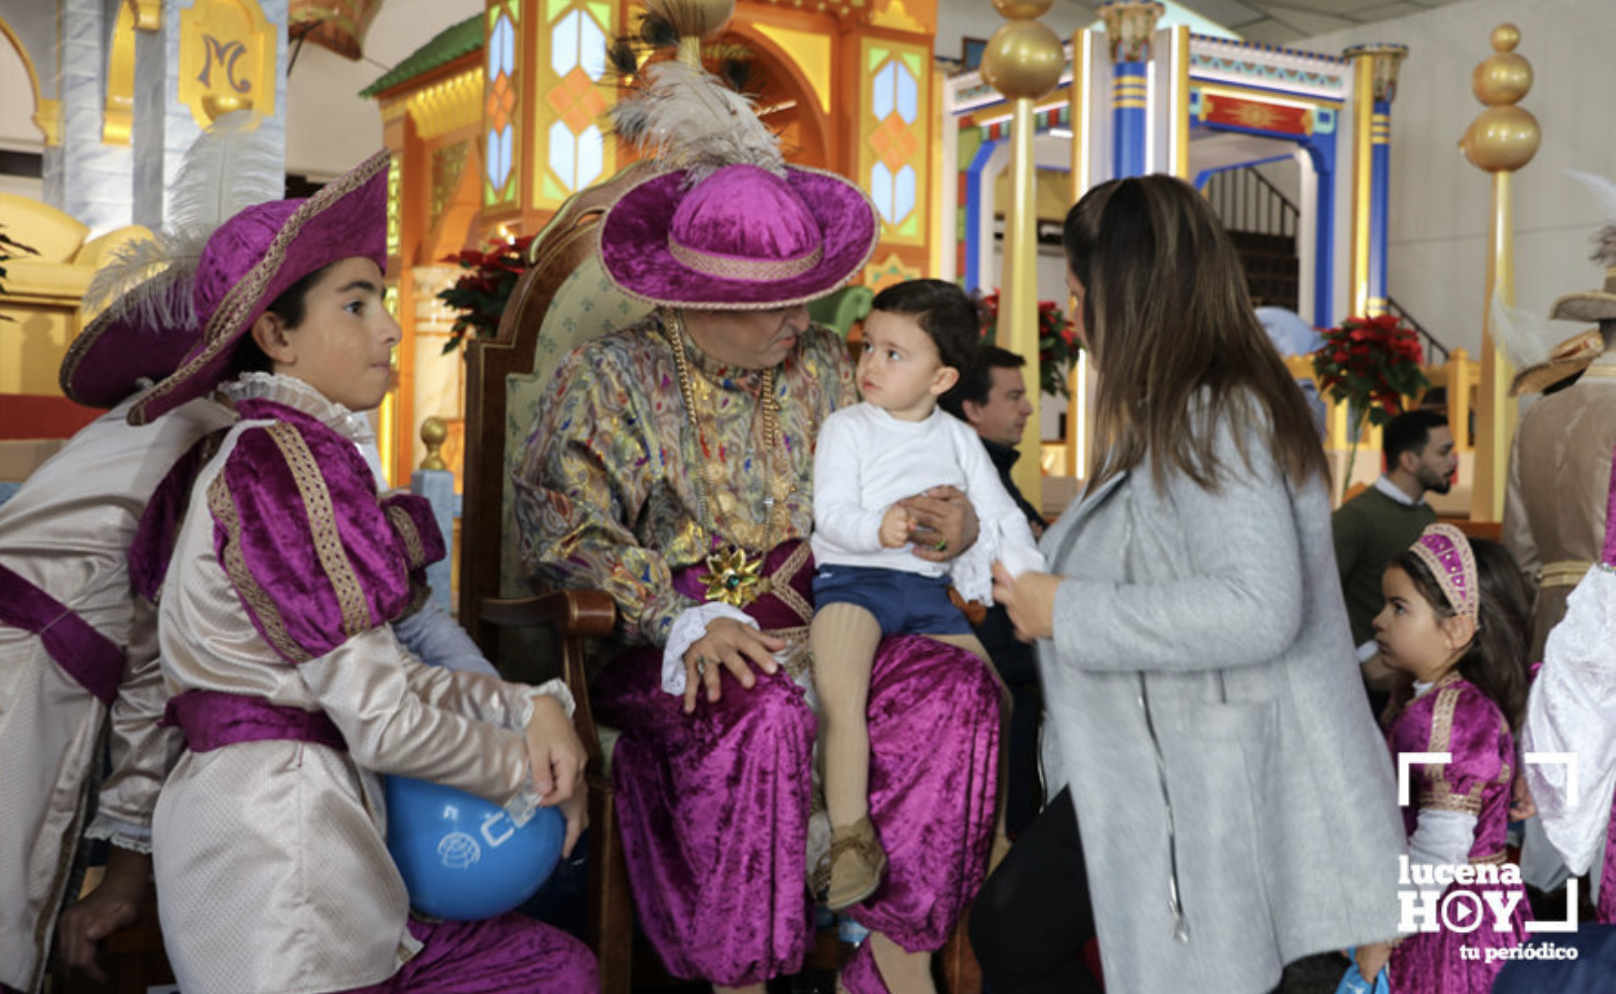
top-left (695, 655), bottom-right (709, 677)
top-left (934, 538), bottom-right (948, 552)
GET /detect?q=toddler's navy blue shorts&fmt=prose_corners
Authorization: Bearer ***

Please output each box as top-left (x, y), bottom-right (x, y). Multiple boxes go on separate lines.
top-left (812, 564), bottom-right (972, 636)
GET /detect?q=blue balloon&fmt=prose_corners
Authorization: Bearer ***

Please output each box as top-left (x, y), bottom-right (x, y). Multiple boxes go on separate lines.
top-left (384, 776), bottom-right (566, 921)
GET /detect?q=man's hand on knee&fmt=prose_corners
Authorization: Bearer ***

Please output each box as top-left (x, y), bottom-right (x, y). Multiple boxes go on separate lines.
top-left (682, 617), bottom-right (786, 713)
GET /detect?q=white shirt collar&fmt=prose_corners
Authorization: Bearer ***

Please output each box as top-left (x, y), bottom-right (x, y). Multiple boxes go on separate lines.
top-left (1374, 474), bottom-right (1423, 506)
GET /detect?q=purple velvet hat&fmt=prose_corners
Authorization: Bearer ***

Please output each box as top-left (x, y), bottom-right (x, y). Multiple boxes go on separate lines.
top-left (127, 150), bottom-right (391, 426)
top-left (59, 268), bottom-right (200, 408)
top-left (599, 163), bottom-right (879, 311)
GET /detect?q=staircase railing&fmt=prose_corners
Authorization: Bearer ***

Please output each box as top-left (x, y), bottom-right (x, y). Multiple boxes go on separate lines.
top-left (1207, 165), bottom-right (1448, 362)
top-left (1204, 166), bottom-right (1298, 239)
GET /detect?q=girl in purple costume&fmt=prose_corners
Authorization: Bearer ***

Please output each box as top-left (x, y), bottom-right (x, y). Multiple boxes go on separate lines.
top-left (1358, 525), bottom-right (1534, 992)
top-left (130, 152), bottom-right (596, 994)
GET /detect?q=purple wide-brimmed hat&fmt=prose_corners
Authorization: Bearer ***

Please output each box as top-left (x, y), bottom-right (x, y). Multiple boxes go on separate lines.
top-left (599, 163), bottom-right (878, 311)
top-left (59, 268), bottom-right (200, 408)
top-left (127, 150), bottom-right (390, 426)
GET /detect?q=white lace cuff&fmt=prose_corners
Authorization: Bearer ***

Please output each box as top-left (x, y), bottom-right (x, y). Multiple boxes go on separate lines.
top-left (951, 528), bottom-right (1001, 603)
top-left (85, 815), bottom-right (154, 855)
top-left (951, 518), bottom-right (1045, 604)
top-left (662, 602), bottom-right (757, 695)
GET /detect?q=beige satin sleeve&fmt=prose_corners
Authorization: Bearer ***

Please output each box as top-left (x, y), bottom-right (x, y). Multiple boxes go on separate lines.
top-left (399, 657), bottom-right (574, 729)
top-left (298, 627), bottom-right (544, 824)
top-left (88, 595), bottom-right (185, 850)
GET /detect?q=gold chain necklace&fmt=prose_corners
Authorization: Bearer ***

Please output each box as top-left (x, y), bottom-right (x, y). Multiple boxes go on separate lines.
top-left (661, 308), bottom-right (793, 606)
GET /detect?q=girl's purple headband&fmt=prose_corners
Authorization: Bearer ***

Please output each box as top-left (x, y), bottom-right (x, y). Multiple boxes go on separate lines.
top-left (1411, 523), bottom-right (1479, 620)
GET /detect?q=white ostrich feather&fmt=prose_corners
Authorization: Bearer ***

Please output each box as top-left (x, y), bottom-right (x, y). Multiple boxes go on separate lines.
top-left (1490, 290), bottom-right (1554, 368)
top-left (166, 109), bottom-right (284, 249)
top-left (82, 110), bottom-right (282, 323)
top-left (1568, 170), bottom-right (1616, 224)
top-left (82, 233), bottom-right (175, 317)
top-left (1567, 170), bottom-right (1616, 269)
top-left (610, 59), bottom-right (784, 184)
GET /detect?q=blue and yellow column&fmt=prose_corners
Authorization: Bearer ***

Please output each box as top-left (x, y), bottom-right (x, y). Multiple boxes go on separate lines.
top-left (1098, 1), bottom-right (1163, 180)
top-left (1344, 43), bottom-right (1406, 319)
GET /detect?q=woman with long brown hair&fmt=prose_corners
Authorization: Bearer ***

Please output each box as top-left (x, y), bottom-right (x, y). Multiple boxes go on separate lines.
top-left (973, 174), bottom-right (1406, 993)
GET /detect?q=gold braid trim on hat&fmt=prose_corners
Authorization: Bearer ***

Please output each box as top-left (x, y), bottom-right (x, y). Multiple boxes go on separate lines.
top-left (131, 151), bottom-right (390, 421)
top-left (668, 237), bottom-right (823, 281)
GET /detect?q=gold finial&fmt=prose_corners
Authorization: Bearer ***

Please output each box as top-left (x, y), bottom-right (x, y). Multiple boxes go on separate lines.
top-left (992, 0), bottom-right (1055, 18)
top-left (1460, 24), bottom-right (1539, 173)
top-left (981, 21), bottom-right (1065, 100)
top-left (419, 416), bottom-right (448, 471)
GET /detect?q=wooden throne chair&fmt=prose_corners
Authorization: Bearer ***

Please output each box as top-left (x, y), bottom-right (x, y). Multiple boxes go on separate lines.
top-left (459, 163), bottom-right (649, 994)
top-left (458, 166), bottom-right (981, 994)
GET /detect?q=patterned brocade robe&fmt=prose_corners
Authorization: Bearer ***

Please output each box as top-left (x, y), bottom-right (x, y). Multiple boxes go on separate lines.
top-left (514, 312), bottom-right (850, 647)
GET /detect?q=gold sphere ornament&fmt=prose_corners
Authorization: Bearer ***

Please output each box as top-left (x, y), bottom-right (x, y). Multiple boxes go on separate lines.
top-left (981, 21), bottom-right (1065, 101)
top-left (419, 416), bottom-right (449, 471)
top-left (1472, 51), bottom-right (1531, 106)
top-left (1459, 104), bottom-right (1540, 173)
top-left (645, 0), bottom-right (734, 38)
top-left (1491, 23), bottom-right (1520, 53)
top-left (991, 0), bottom-right (1056, 19)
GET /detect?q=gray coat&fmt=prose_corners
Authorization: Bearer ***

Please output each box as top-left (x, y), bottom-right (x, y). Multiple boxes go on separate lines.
top-left (1038, 409), bottom-right (1406, 994)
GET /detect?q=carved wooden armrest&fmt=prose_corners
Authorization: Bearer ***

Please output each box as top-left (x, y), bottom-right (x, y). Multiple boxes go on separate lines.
top-left (479, 589), bottom-right (616, 772)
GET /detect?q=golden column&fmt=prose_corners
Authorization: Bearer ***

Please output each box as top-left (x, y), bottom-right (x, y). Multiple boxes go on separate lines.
top-left (980, 0), bottom-right (1065, 506)
top-left (1461, 25), bottom-right (1539, 521)
top-left (1344, 43), bottom-right (1406, 318)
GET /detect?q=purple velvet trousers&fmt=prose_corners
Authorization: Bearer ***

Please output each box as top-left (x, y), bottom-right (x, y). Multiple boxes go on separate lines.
top-left (342, 913), bottom-right (596, 992)
top-left (594, 633), bottom-right (1000, 990)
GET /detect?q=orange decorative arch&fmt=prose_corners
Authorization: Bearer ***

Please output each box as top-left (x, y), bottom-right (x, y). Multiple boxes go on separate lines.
top-left (719, 23), bottom-right (832, 170)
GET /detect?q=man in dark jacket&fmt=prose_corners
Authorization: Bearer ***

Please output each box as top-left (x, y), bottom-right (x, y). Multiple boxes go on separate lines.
top-left (941, 346), bottom-right (1047, 835)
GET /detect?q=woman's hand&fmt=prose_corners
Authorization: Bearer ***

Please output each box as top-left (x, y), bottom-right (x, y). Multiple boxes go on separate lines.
top-left (992, 562), bottom-right (1061, 642)
top-left (1354, 941), bottom-right (1392, 982)
top-left (55, 848), bottom-right (149, 982)
top-left (682, 617), bottom-right (787, 714)
top-left (901, 485), bottom-right (979, 563)
top-left (525, 695), bottom-right (586, 804)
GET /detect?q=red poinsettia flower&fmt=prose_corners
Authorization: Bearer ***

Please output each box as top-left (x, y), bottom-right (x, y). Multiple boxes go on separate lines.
top-left (976, 288), bottom-right (1083, 400)
top-left (1310, 314), bottom-right (1429, 429)
top-left (437, 234), bottom-right (536, 354)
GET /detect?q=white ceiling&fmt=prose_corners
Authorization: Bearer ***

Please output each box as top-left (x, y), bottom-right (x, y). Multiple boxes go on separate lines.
top-left (1045, 0), bottom-right (1472, 45)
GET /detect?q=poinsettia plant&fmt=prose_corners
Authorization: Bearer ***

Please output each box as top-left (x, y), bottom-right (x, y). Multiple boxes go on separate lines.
top-left (1312, 313), bottom-right (1430, 497)
top-left (976, 289), bottom-right (1082, 400)
top-left (436, 234), bottom-right (534, 354)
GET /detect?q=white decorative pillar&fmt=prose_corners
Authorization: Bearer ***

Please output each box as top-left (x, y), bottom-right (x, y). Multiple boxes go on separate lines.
top-left (132, 0), bottom-right (290, 229)
top-left (42, 0), bottom-right (135, 233)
